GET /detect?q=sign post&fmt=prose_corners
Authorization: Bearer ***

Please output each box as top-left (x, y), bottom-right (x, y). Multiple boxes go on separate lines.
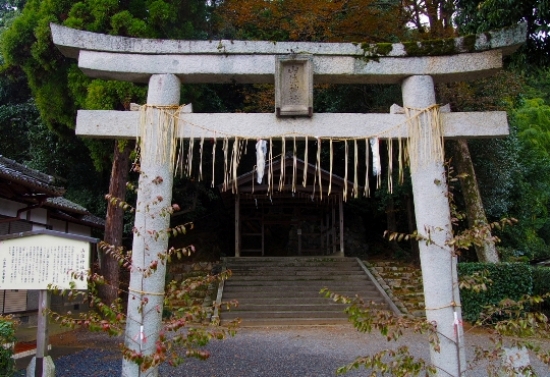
top-left (0, 229), bottom-right (95, 377)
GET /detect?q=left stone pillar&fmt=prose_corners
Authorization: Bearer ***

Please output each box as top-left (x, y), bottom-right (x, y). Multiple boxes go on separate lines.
top-left (122, 74), bottom-right (180, 377)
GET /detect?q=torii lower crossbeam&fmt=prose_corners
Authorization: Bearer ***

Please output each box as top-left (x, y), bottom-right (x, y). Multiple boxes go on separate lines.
top-left (75, 110), bottom-right (508, 140)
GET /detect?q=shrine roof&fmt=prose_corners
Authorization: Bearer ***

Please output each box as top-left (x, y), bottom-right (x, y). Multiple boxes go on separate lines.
top-left (0, 156), bottom-right (104, 229)
top-left (219, 155), bottom-right (356, 206)
top-left (0, 155), bottom-right (65, 198)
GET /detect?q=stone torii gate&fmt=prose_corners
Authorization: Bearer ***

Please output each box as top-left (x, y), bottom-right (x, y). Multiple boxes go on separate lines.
top-left (51, 23), bottom-right (525, 377)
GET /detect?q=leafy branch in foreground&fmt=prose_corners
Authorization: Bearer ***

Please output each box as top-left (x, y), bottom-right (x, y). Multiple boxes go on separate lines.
top-left (46, 194), bottom-right (238, 371)
top-left (321, 288), bottom-right (438, 376)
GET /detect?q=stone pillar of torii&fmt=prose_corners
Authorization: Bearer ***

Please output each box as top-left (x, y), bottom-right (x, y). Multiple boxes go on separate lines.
top-left (51, 23), bottom-right (526, 377)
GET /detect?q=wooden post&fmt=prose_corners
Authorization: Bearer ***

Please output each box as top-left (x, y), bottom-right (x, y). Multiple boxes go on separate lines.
top-left (338, 195), bottom-right (344, 255)
top-left (35, 290), bottom-right (50, 377)
top-left (261, 221), bottom-right (265, 256)
top-left (297, 227), bottom-right (302, 256)
top-left (332, 205), bottom-right (336, 254)
top-left (320, 214), bottom-right (325, 254)
top-left (235, 194), bottom-right (240, 257)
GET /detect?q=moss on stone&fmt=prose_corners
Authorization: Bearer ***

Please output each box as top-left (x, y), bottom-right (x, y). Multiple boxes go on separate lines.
top-left (403, 38), bottom-right (457, 57)
top-left (462, 34), bottom-right (477, 52)
top-left (358, 42), bottom-right (394, 62)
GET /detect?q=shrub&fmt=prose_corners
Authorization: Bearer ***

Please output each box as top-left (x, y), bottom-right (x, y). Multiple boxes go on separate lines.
top-left (0, 318), bottom-right (16, 377)
top-left (458, 263), bottom-right (532, 323)
top-left (532, 266), bottom-right (550, 315)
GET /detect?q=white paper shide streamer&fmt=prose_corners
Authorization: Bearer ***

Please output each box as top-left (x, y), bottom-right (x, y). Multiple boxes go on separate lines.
top-left (255, 139), bottom-right (268, 184)
top-left (370, 138), bottom-right (381, 176)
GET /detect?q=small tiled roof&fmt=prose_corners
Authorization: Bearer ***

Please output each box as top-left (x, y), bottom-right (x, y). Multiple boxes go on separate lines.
top-left (0, 156), bottom-right (105, 230)
top-left (0, 155), bottom-right (65, 198)
top-left (45, 193), bottom-right (105, 229)
top-left (49, 209), bottom-right (105, 229)
top-left (45, 197), bottom-right (88, 215)
top-left (81, 214), bottom-right (106, 227)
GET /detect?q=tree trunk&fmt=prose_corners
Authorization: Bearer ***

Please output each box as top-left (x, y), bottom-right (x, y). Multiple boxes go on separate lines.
top-left (99, 140), bottom-right (132, 306)
top-left (451, 139), bottom-right (499, 263)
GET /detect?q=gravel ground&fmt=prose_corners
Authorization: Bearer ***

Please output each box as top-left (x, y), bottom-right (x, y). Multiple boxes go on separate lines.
top-left (15, 324), bottom-right (550, 376)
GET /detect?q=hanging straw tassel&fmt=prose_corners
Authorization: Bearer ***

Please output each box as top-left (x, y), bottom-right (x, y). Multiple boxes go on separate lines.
top-left (328, 139), bottom-right (333, 197)
top-left (353, 140), bottom-right (359, 198)
top-left (222, 137), bottom-right (229, 191)
top-left (211, 136), bottom-right (217, 188)
top-left (268, 137), bottom-right (273, 196)
top-left (303, 136), bottom-right (308, 187)
top-left (364, 139), bottom-right (370, 197)
top-left (199, 136), bottom-right (204, 182)
top-left (344, 140), bottom-right (349, 202)
top-left (175, 137), bottom-right (185, 177)
top-left (316, 138), bottom-right (322, 200)
top-left (231, 138), bottom-right (241, 194)
top-left (279, 137), bottom-right (286, 191)
top-left (187, 135), bottom-right (195, 177)
top-left (292, 136), bottom-right (297, 194)
top-left (405, 105), bottom-right (444, 173)
top-left (138, 105), bottom-right (180, 175)
top-left (398, 137), bottom-right (404, 185)
top-left (387, 140), bottom-right (393, 194)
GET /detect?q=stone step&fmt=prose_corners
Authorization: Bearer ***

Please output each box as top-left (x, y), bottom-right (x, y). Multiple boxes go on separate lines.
top-left (220, 317), bottom-right (351, 326)
top-left (222, 281), bottom-right (375, 290)
top-left (225, 257), bottom-right (355, 262)
top-left (228, 274), bottom-right (368, 281)
top-left (221, 310), bottom-right (349, 320)
top-left (228, 266), bottom-right (364, 273)
top-left (229, 303), bottom-right (348, 312)
top-left (222, 291), bottom-right (382, 301)
top-left (226, 260), bottom-right (359, 267)
top-left (218, 257), bottom-right (396, 325)
top-left (221, 297), bottom-right (377, 305)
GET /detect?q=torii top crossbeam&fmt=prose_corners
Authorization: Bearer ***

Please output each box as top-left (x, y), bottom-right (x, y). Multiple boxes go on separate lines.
top-left (51, 23), bottom-right (526, 84)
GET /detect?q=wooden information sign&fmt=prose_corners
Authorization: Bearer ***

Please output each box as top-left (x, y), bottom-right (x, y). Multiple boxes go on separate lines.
top-left (0, 229), bottom-right (96, 377)
top-left (0, 230), bottom-right (92, 290)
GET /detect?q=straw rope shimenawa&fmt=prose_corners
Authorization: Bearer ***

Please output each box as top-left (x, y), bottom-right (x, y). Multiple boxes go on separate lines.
top-left (137, 104), bottom-right (444, 201)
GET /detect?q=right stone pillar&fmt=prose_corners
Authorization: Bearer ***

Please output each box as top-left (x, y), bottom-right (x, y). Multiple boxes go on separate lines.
top-left (402, 75), bottom-right (466, 377)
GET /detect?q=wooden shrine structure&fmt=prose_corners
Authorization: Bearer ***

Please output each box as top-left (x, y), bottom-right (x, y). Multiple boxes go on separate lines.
top-left (220, 157), bottom-right (350, 257)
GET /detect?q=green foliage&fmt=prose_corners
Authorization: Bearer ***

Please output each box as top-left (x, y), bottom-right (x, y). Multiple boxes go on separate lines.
top-left (0, 98), bottom-right (37, 160)
top-left (0, 318), bottom-right (16, 377)
top-left (532, 266), bottom-right (550, 315)
top-left (497, 96), bottom-right (550, 260)
top-left (321, 289), bottom-right (437, 376)
top-left (458, 263), bottom-right (533, 323)
top-left (454, 0), bottom-right (549, 68)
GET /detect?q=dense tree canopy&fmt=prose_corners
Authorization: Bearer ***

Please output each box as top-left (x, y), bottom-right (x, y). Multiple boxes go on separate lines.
top-left (215, 0), bottom-right (406, 42)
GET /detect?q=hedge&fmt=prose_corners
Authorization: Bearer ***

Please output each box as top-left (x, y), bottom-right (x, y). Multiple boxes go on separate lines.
top-left (532, 266), bottom-right (550, 315)
top-left (0, 318), bottom-right (16, 377)
top-left (458, 263), bottom-right (533, 323)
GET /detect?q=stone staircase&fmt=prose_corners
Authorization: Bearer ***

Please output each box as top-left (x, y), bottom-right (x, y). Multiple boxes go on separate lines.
top-left (219, 257), bottom-right (395, 326)
top-left (366, 260), bottom-right (426, 318)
